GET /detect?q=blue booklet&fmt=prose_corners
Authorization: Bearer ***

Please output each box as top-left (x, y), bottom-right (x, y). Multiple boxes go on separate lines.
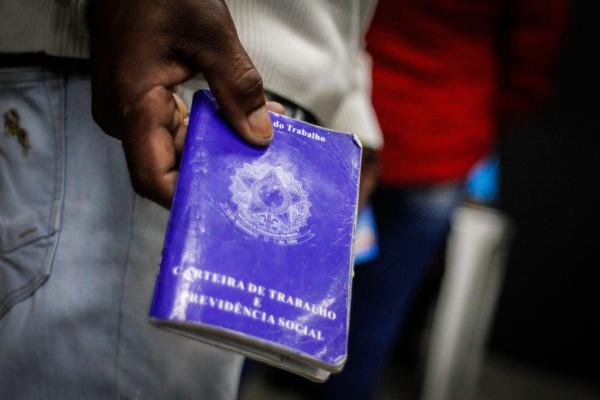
top-left (149, 90), bottom-right (362, 381)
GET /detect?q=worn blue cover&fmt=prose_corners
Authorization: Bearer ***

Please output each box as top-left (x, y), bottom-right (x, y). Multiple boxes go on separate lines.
top-left (150, 90), bottom-right (362, 374)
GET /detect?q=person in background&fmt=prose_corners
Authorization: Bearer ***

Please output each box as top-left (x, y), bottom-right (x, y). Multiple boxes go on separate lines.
top-left (308, 0), bottom-right (568, 399)
top-left (0, 1), bottom-right (381, 399)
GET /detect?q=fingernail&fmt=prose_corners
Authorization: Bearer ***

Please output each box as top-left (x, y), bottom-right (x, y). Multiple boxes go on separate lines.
top-left (247, 106), bottom-right (273, 141)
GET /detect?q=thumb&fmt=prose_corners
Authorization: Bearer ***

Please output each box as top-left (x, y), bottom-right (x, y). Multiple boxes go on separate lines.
top-left (194, 43), bottom-right (273, 146)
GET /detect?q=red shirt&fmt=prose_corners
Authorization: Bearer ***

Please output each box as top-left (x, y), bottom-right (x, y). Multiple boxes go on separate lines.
top-left (367, 0), bottom-right (568, 185)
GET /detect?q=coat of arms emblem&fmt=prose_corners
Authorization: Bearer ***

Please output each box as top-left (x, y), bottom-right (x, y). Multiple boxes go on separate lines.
top-left (221, 161), bottom-right (312, 245)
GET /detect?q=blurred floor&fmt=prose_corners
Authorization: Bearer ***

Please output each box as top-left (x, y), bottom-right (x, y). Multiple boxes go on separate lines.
top-left (239, 354), bottom-right (600, 400)
top-left (477, 356), bottom-right (600, 400)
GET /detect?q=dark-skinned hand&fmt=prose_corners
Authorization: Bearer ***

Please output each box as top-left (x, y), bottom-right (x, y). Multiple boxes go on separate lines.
top-left (88, 0), bottom-right (284, 208)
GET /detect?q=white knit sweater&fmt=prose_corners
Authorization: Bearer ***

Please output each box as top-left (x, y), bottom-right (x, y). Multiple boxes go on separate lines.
top-left (0, 0), bottom-right (382, 148)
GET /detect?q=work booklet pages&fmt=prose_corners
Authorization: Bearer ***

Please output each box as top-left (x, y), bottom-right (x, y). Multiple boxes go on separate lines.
top-left (149, 90), bottom-right (362, 382)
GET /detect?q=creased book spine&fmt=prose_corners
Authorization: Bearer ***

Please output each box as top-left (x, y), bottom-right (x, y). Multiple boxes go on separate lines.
top-left (149, 90), bottom-right (362, 380)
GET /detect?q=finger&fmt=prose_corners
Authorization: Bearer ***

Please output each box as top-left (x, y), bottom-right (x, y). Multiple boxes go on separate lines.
top-left (173, 92), bottom-right (189, 124)
top-left (93, 58), bottom-right (190, 141)
top-left (194, 37), bottom-right (273, 146)
top-left (172, 93), bottom-right (189, 154)
top-left (122, 86), bottom-right (182, 208)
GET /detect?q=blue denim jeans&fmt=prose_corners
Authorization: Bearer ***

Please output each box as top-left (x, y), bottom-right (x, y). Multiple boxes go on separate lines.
top-left (316, 183), bottom-right (463, 400)
top-left (0, 66), bottom-right (242, 399)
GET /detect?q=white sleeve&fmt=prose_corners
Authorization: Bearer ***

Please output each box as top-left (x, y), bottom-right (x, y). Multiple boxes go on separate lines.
top-left (328, 50), bottom-right (383, 149)
top-left (58, 0), bottom-right (90, 32)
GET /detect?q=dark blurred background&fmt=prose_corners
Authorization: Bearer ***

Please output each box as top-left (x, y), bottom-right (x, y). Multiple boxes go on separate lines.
top-left (493, 0), bottom-right (599, 384)
top-left (396, 0), bottom-right (600, 394)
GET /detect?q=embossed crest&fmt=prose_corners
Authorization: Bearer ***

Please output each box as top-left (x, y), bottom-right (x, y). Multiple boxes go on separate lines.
top-left (221, 161), bottom-right (312, 245)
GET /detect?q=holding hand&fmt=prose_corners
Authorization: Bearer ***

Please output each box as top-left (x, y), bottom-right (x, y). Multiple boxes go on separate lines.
top-left (89, 0), bottom-right (280, 208)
